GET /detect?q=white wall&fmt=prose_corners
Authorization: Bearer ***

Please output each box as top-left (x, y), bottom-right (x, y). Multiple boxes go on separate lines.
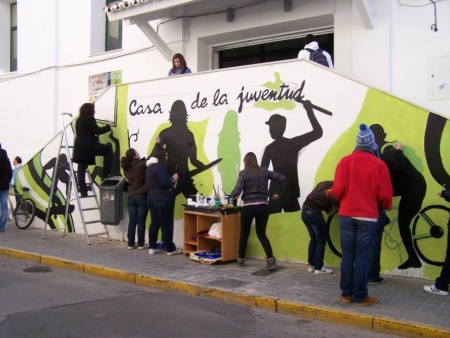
top-left (391, 0), bottom-right (450, 115)
top-left (1, 0), bottom-right (450, 162)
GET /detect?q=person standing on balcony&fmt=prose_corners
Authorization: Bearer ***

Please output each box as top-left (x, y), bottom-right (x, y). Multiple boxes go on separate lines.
top-left (168, 53), bottom-right (192, 76)
top-left (298, 34), bottom-right (334, 68)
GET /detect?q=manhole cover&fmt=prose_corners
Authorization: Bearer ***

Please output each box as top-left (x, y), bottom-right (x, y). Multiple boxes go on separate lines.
top-left (206, 278), bottom-right (247, 288)
top-left (23, 266), bottom-right (53, 273)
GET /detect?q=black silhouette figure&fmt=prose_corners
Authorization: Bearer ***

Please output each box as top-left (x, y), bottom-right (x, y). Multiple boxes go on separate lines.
top-left (371, 124), bottom-right (426, 269)
top-left (159, 100), bottom-right (220, 199)
top-left (42, 154), bottom-right (71, 197)
top-left (261, 99), bottom-right (323, 214)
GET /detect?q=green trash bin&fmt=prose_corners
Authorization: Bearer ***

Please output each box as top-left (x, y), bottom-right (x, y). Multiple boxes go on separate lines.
top-left (99, 176), bottom-right (126, 225)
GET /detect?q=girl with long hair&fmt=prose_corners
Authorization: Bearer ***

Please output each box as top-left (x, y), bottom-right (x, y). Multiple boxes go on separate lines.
top-left (168, 53), bottom-right (192, 76)
top-left (121, 148), bottom-right (148, 250)
top-left (230, 152), bottom-right (286, 270)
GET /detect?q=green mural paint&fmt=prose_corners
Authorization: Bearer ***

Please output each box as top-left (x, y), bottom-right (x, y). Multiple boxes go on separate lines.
top-left (217, 110), bottom-right (241, 194)
top-left (314, 88), bottom-right (450, 277)
top-left (254, 72), bottom-right (296, 111)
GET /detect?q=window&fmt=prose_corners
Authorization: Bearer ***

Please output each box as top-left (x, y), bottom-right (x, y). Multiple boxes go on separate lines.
top-left (105, 0), bottom-right (122, 51)
top-left (10, 2), bottom-right (17, 72)
top-left (217, 32), bottom-right (334, 69)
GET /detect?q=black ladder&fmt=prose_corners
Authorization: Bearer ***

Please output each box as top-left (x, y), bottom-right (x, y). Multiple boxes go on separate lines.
top-left (42, 112), bottom-right (110, 244)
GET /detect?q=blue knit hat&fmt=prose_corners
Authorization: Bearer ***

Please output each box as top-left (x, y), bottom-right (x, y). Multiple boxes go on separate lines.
top-left (356, 124), bottom-right (378, 150)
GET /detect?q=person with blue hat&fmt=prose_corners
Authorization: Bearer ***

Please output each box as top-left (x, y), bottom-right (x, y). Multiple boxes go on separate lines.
top-left (331, 124), bottom-right (393, 306)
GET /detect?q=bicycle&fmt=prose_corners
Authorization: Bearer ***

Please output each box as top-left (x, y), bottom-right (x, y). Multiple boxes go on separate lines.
top-left (8, 187), bottom-right (36, 230)
top-left (326, 204), bottom-right (450, 267)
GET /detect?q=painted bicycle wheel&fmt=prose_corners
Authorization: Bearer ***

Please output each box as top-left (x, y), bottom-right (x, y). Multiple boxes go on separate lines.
top-left (412, 204), bottom-right (450, 267)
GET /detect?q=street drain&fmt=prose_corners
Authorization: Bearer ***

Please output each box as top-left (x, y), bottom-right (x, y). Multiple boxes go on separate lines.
top-left (23, 266), bottom-right (53, 273)
top-left (206, 278), bottom-right (247, 288)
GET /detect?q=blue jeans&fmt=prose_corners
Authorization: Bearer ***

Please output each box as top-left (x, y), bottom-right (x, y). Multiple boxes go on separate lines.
top-left (239, 204), bottom-right (273, 259)
top-left (0, 190), bottom-right (8, 230)
top-left (339, 216), bottom-right (376, 303)
top-left (368, 209), bottom-right (386, 281)
top-left (147, 198), bottom-right (176, 252)
top-left (301, 206), bottom-right (328, 270)
top-left (435, 221), bottom-right (450, 292)
top-left (127, 194), bottom-right (148, 247)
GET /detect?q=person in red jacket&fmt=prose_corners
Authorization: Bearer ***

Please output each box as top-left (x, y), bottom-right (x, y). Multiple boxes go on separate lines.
top-left (332, 124), bottom-right (392, 306)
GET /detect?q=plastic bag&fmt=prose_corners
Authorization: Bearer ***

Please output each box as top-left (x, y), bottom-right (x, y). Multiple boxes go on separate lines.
top-left (208, 222), bottom-right (222, 238)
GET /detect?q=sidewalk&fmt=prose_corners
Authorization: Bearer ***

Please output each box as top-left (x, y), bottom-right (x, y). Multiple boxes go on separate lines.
top-left (0, 223), bottom-right (449, 338)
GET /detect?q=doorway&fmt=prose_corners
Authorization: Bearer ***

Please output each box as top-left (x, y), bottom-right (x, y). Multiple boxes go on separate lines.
top-left (217, 32), bottom-right (334, 69)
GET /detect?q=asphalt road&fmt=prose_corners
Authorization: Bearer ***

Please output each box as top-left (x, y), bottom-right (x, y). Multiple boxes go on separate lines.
top-left (0, 255), bottom-right (400, 338)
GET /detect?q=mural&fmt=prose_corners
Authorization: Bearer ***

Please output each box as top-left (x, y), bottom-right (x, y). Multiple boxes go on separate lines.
top-left (16, 59), bottom-right (449, 280)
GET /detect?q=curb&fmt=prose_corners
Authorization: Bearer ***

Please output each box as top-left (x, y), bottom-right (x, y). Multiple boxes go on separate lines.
top-left (1, 246), bottom-right (449, 338)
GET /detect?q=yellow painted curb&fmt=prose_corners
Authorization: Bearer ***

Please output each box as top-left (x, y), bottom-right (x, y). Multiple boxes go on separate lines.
top-left (277, 300), bottom-right (373, 331)
top-left (83, 265), bottom-right (136, 284)
top-left (255, 296), bottom-right (277, 312)
top-left (198, 287), bottom-right (256, 307)
top-left (1, 246), bottom-right (449, 338)
top-left (40, 256), bottom-right (84, 273)
top-left (166, 280), bottom-right (199, 296)
top-left (1, 247), bottom-right (41, 263)
top-left (136, 274), bottom-right (171, 290)
top-left (374, 317), bottom-right (450, 338)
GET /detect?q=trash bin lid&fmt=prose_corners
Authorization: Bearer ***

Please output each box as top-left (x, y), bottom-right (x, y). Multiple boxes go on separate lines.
top-left (100, 176), bottom-right (126, 187)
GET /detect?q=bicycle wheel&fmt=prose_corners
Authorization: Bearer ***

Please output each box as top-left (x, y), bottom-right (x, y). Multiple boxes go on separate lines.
top-left (412, 205), bottom-right (450, 267)
top-left (15, 199), bottom-right (36, 230)
top-left (326, 210), bottom-right (342, 258)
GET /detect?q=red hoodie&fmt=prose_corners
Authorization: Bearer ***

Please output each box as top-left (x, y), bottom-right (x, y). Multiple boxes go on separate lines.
top-left (332, 150), bottom-right (393, 219)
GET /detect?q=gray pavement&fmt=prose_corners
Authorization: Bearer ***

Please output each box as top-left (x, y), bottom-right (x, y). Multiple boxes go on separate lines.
top-left (0, 223), bottom-right (449, 338)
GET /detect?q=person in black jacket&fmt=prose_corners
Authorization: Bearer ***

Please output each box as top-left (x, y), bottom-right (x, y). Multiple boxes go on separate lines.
top-left (145, 144), bottom-right (181, 256)
top-left (423, 184), bottom-right (450, 296)
top-left (0, 144), bottom-right (12, 232)
top-left (230, 152), bottom-right (286, 271)
top-left (72, 103), bottom-right (113, 197)
top-left (301, 181), bottom-right (337, 274)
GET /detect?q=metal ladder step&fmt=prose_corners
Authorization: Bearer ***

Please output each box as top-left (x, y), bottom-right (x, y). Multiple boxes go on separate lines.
top-left (85, 220), bottom-right (101, 225)
top-left (82, 207), bottom-right (100, 212)
top-left (43, 112), bottom-right (111, 245)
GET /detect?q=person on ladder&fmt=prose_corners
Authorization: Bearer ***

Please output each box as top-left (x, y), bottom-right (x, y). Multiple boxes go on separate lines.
top-left (72, 103), bottom-right (113, 197)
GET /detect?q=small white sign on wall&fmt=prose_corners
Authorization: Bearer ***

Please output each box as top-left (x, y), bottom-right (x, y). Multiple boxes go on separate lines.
top-left (429, 52), bottom-right (450, 100)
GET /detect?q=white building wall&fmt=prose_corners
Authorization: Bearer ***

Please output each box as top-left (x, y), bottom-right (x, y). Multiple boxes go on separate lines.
top-left (391, 0), bottom-right (450, 116)
top-left (1, 0), bottom-right (450, 160)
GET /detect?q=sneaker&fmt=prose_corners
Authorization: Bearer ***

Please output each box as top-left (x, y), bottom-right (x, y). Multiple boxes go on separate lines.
top-left (353, 296), bottom-right (379, 306)
top-left (148, 248), bottom-right (160, 255)
top-left (128, 244), bottom-right (137, 250)
top-left (315, 267), bottom-right (333, 274)
top-left (424, 284), bottom-right (449, 296)
top-left (138, 246), bottom-right (146, 250)
top-left (307, 264), bottom-right (315, 273)
top-left (368, 277), bottom-right (384, 285)
top-left (340, 295), bottom-right (352, 304)
top-left (167, 248), bottom-right (183, 256)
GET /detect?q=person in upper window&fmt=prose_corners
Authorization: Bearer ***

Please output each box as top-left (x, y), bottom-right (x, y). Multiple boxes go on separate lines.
top-left (298, 34), bottom-right (334, 69)
top-left (168, 53), bottom-right (192, 76)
